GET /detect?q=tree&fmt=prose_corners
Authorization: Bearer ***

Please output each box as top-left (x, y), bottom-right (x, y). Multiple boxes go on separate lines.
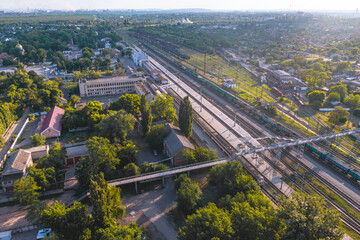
top-left (344, 94), bottom-right (360, 109)
top-left (140, 95), bottom-right (152, 135)
top-left (117, 143), bottom-right (138, 167)
top-left (0, 136), bottom-right (5, 148)
top-left (146, 124), bottom-right (170, 151)
top-left (109, 94), bottom-right (141, 115)
top-left (327, 92), bottom-right (341, 102)
top-left (230, 192), bottom-right (283, 240)
top-left (151, 95), bottom-right (177, 123)
top-left (329, 84), bottom-right (348, 101)
top-left (122, 163), bottom-right (140, 177)
top-left (335, 61), bottom-right (350, 74)
top-left (178, 203), bottom-right (233, 240)
top-left (90, 173), bottom-right (125, 229)
top-left (208, 161), bottom-right (260, 197)
top-left (30, 134), bottom-right (46, 146)
top-left (98, 110), bottom-right (136, 144)
top-left (329, 106), bottom-right (349, 125)
top-left (139, 162), bottom-right (169, 174)
top-left (307, 90), bottom-right (326, 109)
top-left (176, 174), bottom-right (202, 214)
top-left (183, 147), bottom-right (218, 164)
top-left (278, 192), bottom-right (343, 240)
top-left (179, 96), bottom-right (193, 138)
top-left (39, 201), bottom-right (92, 240)
top-left (27, 166), bottom-right (55, 190)
top-left (13, 176), bottom-right (40, 204)
top-left (69, 95), bottom-right (81, 106)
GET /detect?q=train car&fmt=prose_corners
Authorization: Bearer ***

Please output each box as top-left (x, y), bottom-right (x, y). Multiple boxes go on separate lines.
top-left (325, 154), bottom-right (350, 173)
top-left (304, 143), bottom-right (328, 159)
top-left (348, 169), bottom-right (360, 181)
top-left (272, 87), bottom-right (284, 97)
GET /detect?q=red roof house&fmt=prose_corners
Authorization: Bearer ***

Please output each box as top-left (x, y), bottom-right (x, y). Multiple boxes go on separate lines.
top-left (35, 106), bottom-right (65, 138)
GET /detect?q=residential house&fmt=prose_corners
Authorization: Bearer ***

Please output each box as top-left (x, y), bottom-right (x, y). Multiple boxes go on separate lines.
top-left (35, 106), bottom-right (65, 138)
top-left (163, 124), bottom-right (195, 166)
top-left (1, 149), bottom-right (33, 192)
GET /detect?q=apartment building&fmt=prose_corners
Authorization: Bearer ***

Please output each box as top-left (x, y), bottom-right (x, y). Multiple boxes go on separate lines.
top-left (79, 76), bottom-right (145, 97)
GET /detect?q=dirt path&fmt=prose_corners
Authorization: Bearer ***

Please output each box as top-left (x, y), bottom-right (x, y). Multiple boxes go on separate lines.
top-left (121, 179), bottom-right (178, 240)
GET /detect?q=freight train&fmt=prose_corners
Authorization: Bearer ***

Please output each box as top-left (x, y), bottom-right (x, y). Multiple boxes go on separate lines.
top-left (305, 143), bottom-right (360, 182)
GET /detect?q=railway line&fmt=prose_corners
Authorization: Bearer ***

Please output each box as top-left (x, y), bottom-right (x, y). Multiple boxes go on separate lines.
top-left (141, 44), bottom-right (360, 236)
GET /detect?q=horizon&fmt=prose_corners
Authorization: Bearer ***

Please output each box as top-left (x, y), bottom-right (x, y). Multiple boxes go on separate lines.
top-left (1, 0), bottom-right (360, 12)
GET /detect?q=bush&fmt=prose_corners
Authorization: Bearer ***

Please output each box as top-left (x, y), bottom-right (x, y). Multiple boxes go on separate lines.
top-left (28, 114), bottom-right (35, 121)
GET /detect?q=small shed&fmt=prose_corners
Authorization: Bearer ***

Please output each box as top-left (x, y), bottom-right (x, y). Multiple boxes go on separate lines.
top-left (65, 145), bottom-right (89, 165)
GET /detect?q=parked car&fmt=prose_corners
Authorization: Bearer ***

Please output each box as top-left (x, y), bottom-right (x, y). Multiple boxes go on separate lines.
top-left (36, 228), bottom-right (51, 240)
top-left (153, 149), bottom-right (158, 156)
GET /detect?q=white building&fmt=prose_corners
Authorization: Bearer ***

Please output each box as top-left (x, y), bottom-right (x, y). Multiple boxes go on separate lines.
top-left (132, 51), bottom-right (149, 67)
top-left (223, 78), bottom-right (236, 88)
top-left (79, 76), bottom-right (144, 97)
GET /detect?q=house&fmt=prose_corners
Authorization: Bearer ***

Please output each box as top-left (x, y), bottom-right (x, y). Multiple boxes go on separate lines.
top-left (65, 145), bottom-right (89, 165)
top-left (163, 124), bottom-right (195, 166)
top-left (1, 149), bottom-right (33, 192)
top-left (26, 145), bottom-right (50, 160)
top-left (223, 78), bottom-right (236, 88)
top-left (35, 106), bottom-right (65, 138)
top-left (135, 82), bottom-right (156, 103)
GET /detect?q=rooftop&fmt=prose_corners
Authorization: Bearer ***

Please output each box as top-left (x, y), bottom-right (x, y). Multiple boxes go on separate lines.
top-left (2, 149), bottom-right (32, 176)
top-left (40, 106), bottom-right (65, 133)
top-left (164, 124), bottom-right (195, 156)
top-left (66, 145), bottom-right (88, 158)
top-left (80, 75), bottom-right (145, 84)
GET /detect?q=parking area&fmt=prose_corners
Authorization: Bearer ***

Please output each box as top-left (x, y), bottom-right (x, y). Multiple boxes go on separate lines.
top-left (12, 229), bottom-right (38, 240)
top-left (138, 145), bottom-right (168, 165)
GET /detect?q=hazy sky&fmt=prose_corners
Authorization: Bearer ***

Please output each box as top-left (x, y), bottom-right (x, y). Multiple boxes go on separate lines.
top-left (3, 0), bottom-right (360, 11)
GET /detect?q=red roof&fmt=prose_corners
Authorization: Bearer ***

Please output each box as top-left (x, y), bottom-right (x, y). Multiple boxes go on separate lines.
top-left (40, 106), bottom-right (65, 134)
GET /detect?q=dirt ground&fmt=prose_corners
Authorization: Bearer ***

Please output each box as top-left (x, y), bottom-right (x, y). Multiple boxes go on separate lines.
top-left (120, 178), bottom-right (178, 240)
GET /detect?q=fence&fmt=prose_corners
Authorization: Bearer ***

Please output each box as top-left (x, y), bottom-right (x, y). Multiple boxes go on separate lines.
top-left (10, 117), bottom-right (29, 150)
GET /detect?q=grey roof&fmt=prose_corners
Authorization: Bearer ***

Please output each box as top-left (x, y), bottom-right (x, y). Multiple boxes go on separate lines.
top-left (26, 145), bottom-right (49, 154)
top-left (2, 149), bottom-right (32, 176)
top-left (163, 124), bottom-right (195, 156)
top-left (66, 145), bottom-right (88, 158)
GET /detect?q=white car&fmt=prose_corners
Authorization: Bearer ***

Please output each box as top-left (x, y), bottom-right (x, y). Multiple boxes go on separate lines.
top-left (36, 228), bottom-right (51, 240)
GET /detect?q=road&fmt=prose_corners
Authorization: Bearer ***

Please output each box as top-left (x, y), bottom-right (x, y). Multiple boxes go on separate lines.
top-left (0, 108), bottom-right (30, 168)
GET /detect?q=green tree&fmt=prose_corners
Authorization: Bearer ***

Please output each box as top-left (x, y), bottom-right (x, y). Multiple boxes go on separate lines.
top-left (179, 96), bottom-right (193, 138)
top-left (88, 70), bottom-right (102, 79)
top-left (95, 222), bottom-right (143, 240)
top-left (146, 124), bottom-right (170, 152)
top-left (139, 162), bottom-right (169, 173)
top-left (277, 192), bottom-right (343, 240)
top-left (183, 147), bottom-right (218, 164)
top-left (90, 173), bottom-right (125, 229)
top-left (327, 92), bottom-right (341, 102)
top-left (27, 166), bottom-right (55, 190)
top-left (30, 134), bottom-right (46, 146)
top-left (69, 95), bottom-right (81, 106)
top-left (344, 94), bottom-right (360, 109)
top-left (151, 95), bottom-right (177, 123)
top-left (329, 106), bottom-right (349, 125)
top-left (117, 143), bottom-right (138, 167)
top-left (140, 95), bottom-right (152, 135)
top-left (178, 203), bottom-right (233, 240)
top-left (122, 163), bottom-right (140, 177)
top-left (329, 84), bottom-right (348, 101)
top-left (109, 93), bottom-right (140, 115)
top-left (98, 110), bottom-right (136, 143)
top-left (13, 176), bottom-right (40, 204)
top-left (176, 174), bottom-right (202, 214)
top-left (39, 201), bottom-right (92, 240)
top-left (335, 61), bottom-right (350, 73)
top-left (208, 161), bottom-right (259, 197)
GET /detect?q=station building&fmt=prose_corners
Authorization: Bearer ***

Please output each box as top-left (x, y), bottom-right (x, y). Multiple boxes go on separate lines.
top-left (79, 76), bottom-right (145, 97)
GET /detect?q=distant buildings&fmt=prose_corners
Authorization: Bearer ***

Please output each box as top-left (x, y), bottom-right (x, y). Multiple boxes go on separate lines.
top-left (62, 50), bottom-right (82, 60)
top-left (132, 51), bottom-right (149, 67)
top-left (35, 106), bottom-right (65, 138)
top-left (79, 76), bottom-right (144, 97)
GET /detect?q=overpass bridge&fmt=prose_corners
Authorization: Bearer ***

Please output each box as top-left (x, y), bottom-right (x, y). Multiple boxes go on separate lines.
top-left (106, 129), bottom-right (360, 193)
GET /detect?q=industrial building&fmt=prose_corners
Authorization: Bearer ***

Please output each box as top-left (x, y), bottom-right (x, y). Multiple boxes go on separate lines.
top-left (79, 76), bottom-right (145, 97)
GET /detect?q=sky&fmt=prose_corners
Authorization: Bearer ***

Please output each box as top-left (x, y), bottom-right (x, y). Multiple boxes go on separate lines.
top-left (2, 0), bottom-right (360, 11)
